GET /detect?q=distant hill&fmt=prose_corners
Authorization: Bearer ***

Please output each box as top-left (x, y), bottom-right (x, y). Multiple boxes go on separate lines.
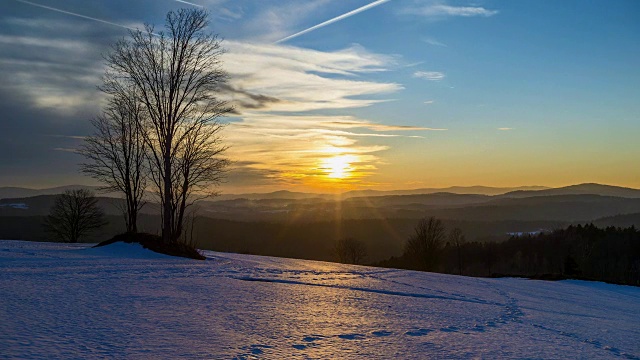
top-left (0, 195), bottom-right (160, 217)
top-left (344, 192), bottom-right (492, 207)
top-left (502, 183), bottom-right (640, 199)
top-left (0, 185), bottom-right (104, 200)
top-left (4, 183), bottom-right (640, 225)
top-left (341, 186), bottom-right (549, 198)
top-left (210, 186), bottom-right (549, 201)
top-left (430, 195), bottom-right (640, 222)
top-left (592, 212), bottom-right (640, 228)
top-left (5, 183), bottom-right (639, 203)
top-left (215, 190), bottom-right (332, 201)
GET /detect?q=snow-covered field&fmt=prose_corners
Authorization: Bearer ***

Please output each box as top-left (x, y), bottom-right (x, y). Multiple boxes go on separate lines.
top-left (1, 240), bottom-right (639, 359)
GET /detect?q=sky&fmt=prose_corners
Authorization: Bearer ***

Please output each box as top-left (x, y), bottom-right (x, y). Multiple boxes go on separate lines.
top-left (1, 0), bottom-right (639, 193)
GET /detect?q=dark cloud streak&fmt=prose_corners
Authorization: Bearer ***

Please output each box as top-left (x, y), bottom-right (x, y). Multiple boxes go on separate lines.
top-left (219, 84), bottom-right (283, 114)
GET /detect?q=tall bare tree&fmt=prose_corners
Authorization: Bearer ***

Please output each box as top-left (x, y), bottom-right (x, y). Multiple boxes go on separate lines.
top-left (44, 189), bottom-right (106, 243)
top-left (80, 90), bottom-right (147, 233)
top-left (103, 9), bottom-right (231, 243)
top-left (405, 217), bottom-right (446, 271)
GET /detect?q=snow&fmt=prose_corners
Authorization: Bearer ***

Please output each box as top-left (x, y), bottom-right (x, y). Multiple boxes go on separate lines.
top-left (0, 203), bottom-right (28, 210)
top-left (0, 240), bottom-right (638, 359)
top-left (82, 242), bottom-right (176, 259)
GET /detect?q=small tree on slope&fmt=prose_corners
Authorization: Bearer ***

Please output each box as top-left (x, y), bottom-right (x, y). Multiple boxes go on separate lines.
top-left (404, 217), bottom-right (446, 271)
top-left (334, 237), bottom-right (368, 265)
top-left (44, 189), bottom-right (106, 243)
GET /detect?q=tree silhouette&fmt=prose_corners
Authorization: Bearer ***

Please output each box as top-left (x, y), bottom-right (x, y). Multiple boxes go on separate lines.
top-left (405, 217), bottom-right (446, 271)
top-left (43, 189), bottom-right (106, 243)
top-left (334, 237), bottom-right (367, 265)
top-left (80, 89), bottom-right (147, 233)
top-left (103, 9), bottom-right (231, 243)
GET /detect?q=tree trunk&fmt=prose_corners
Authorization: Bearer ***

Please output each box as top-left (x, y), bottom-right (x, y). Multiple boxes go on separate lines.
top-left (128, 199), bottom-right (138, 233)
top-left (174, 179), bottom-right (189, 243)
top-left (162, 141), bottom-right (173, 244)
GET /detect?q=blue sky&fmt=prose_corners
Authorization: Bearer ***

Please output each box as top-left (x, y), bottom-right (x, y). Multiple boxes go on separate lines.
top-left (1, 0), bottom-right (639, 192)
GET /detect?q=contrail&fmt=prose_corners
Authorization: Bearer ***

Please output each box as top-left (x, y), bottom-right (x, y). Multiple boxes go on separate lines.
top-left (174, 0), bottom-right (204, 8)
top-left (14, 0), bottom-right (141, 33)
top-left (275, 0), bottom-right (392, 44)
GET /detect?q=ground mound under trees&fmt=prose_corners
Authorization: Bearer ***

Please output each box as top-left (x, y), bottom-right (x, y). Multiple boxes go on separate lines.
top-left (94, 233), bottom-right (205, 260)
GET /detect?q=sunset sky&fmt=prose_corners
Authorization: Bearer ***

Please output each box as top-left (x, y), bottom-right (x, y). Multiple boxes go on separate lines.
top-left (2, 0), bottom-right (639, 193)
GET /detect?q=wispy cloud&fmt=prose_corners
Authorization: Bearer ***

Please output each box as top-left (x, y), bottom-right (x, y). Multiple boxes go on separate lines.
top-left (239, 1), bottom-right (334, 43)
top-left (13, 0), bottom-right (141, 32)
top-left (174, 0), bottom-right (204, 8)
top-left (275, 0), bottom-right (392, 44)
top-left (224, 41), bottom-right (401, 112)
top-left (217, 41), bottom-right (423, 188)
top-left (400, 2), bottom-right (498, 19)
top-left (53, 147), bottom-right (78, 153)
top-left (424, 100), bottom-right (435, 104)
top-left (422, 37), bottom-right (447, 47)
top-left (403, 61), bottom-right (425, 68)
top-left (413, 71), bottom-right (445, 81)
top-left (45, 134), bottom-right (87, 140)
top-left (219, 40), bottom-right (452, 188)
top-left (498, 127), bottom-right (515, 131)
top-left (326, 119), bottom-right (445, 131)
top-left (0, 27), bottom-right (106, 112)
top-left (0, 35), bottom-right (90, 51)
top-left (219, 84), bottom-right (283, 114)
top-left (180, 0), bottom-right (243, 21)
top-left (418, 5), bottom-right (498, 17)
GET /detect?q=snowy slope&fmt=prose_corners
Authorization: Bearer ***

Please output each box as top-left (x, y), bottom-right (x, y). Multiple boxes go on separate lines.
top-left (0, 240), bottom-right (638, 359)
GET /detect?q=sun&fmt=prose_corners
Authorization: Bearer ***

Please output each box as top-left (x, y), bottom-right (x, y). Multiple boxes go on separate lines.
top-left (323, 155), bottom-right (356, 179)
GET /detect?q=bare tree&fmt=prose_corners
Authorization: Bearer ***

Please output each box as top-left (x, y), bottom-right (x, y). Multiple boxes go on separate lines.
top-left (80, 90), bottom-right (147, 233)
top-left (44, 189), bottom-right (106, 243)
top-left (449, 227), bottom-right (466, 275)
top-left (103, 9), bottom-right (231, 243)
top-left (334, 237), bottom-right (367, 265)
top-left (404, 217), bottom-right (446, 271)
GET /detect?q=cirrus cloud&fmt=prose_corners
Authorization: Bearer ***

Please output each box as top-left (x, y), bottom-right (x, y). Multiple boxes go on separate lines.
top-left (399, 2), bottom-right (499, 19)
top-left (413, 71), bottom-right (445, 81)
top-left (223, 41), bottom-right (402, 112)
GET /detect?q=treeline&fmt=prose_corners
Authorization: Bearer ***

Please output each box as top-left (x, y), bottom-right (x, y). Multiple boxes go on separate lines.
top-left (0, 215), bottom-right (528, 262)
top-left (4, 213), bottom-right (639, 285)
top-left (377, 219), bottom-right (640, 286)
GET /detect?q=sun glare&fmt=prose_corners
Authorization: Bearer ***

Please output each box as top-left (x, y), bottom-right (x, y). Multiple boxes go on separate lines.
top-left (323, 155), bottom-right (356, 179)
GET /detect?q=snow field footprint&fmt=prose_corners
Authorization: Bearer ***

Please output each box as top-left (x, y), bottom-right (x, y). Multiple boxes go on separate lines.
top-left (292, 323), bottom-right (479, 350)
top-left (234, 344), bottom-right (274, 359)
top-left (292, 331), bottom-right (387, 351)
top-left (371, 330), bottom-right (393, 337)
top-left (530, 323), bottom-right (640, 360)
top-left (439, 326), bottom-right (459, 333)
top-left (405, 328), bottom-right (433, 337)
top-left (337, 333), bottom-right (366, 340)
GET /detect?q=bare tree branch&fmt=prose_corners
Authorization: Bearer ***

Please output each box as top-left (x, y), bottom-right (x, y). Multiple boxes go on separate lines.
top-left (79, 86), bottom-right (148, 233)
